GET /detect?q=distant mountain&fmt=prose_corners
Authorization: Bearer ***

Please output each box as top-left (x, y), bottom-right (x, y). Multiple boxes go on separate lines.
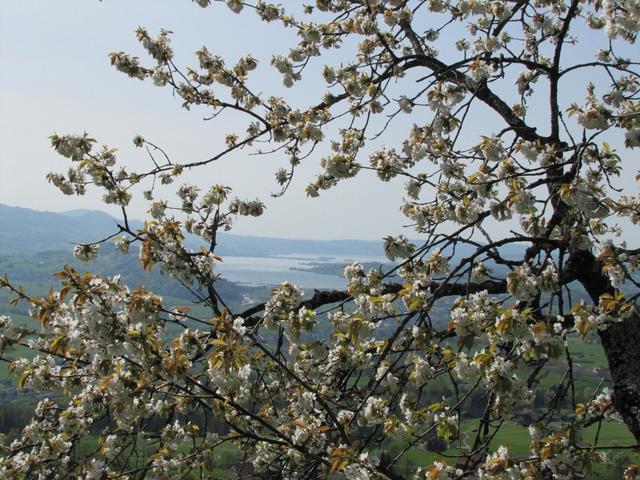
top-left (0, 203), bottom-right (125, 254)
top-left (212, 234), bottom-right (385, 257)
top-left (0, 203), bottom-right (385, 257)
top-left (0, 203), bottom-right (535, 263)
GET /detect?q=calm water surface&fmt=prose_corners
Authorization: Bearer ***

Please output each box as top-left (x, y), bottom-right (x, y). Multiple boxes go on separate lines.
top-left (216, 254), bottom-right (387, 289)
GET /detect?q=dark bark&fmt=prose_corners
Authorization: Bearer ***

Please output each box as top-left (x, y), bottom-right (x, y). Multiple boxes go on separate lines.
top-left (569, 249), bottom-right (640, 441)
top-left (240, 279), bottom-right (507, 326)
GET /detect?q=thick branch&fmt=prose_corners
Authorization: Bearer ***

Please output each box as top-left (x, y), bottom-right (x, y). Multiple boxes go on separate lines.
top-left (569, 249), bottom-right (640, 442)
top-left (240, 279), bottom-right (508, 328)
top-left (398, 20), bottom-right (557, 145)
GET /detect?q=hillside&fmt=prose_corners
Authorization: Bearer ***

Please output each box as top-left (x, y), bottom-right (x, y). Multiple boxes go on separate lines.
top-left (0, 203), bottom-right (386, 257)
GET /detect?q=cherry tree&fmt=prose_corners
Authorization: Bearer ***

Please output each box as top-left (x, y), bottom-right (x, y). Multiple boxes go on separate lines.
top-left (2, 0), bottom-right (640, 478)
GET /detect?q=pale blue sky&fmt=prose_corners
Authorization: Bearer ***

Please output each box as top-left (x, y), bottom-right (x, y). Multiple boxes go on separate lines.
top-left (0, 1), bottom-right (636, 241)
top-left (0, 0), bottom-right (418, 240)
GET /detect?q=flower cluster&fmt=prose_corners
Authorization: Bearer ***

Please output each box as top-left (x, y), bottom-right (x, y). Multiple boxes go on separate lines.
top-left (73, 243), bottom-right (99, 262)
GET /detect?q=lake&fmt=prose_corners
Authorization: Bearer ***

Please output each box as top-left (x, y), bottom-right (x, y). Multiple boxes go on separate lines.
top-left (216, 254), bottom-right (388, 289)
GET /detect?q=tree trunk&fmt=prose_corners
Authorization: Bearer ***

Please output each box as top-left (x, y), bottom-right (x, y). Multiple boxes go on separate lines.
top-left (569, 249), bottom-right (640, 441)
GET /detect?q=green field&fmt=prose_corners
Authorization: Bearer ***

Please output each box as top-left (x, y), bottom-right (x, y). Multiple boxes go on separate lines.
top-left (387, 419), bottom-right (637, 478)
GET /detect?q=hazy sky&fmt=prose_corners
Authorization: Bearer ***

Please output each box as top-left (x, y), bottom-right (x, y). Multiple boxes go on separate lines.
top-left (1, 0), bottom-right (413, 240)
top-left (1, 1), bottom-right (637, 241)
